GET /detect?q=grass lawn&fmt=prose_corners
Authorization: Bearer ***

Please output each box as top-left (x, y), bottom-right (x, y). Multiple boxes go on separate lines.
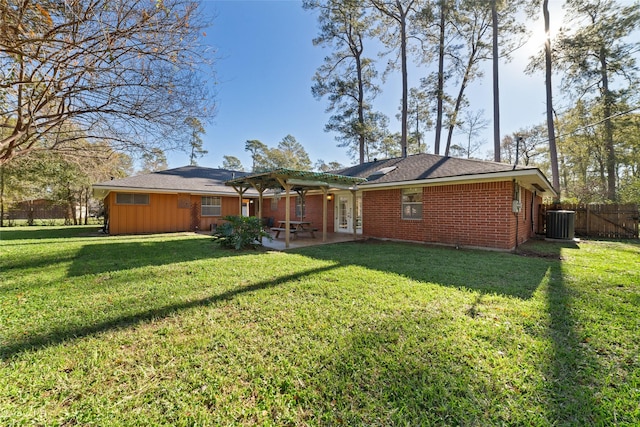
top-left (1, 226), bottom-right (639, 426)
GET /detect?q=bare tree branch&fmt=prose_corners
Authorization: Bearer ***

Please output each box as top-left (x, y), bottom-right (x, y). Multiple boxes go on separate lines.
top-left (0, 0), bottom-right (216, 165)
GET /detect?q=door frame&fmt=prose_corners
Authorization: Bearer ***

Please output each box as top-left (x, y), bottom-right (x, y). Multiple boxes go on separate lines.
top-left (334, 191), bottom-right (362, 234)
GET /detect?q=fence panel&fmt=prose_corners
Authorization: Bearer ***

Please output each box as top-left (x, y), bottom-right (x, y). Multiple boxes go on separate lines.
top-left (539, 203), bottom-right (639, 239)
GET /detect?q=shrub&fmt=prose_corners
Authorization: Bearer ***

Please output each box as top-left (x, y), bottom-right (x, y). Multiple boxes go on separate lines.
top-left (213, 215), bottom-right (271, 250)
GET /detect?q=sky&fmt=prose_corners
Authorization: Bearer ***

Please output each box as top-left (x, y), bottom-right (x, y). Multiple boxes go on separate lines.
top-left (166, 0), bottom-right (569, 171)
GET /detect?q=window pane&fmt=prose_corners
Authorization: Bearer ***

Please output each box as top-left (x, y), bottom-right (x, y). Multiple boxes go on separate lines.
top-left (116, 193), bottom-right (132, 204)
top-left (116, 193), bottom-right (148, 205)
top-left (202, 206), bottom-right (221, 216)
top-left (201, 196), bottom-right (221, 216)
top-left (401, 189), bottom-right (422, 220)
top-left (133, 194), bottom-right (149, 204)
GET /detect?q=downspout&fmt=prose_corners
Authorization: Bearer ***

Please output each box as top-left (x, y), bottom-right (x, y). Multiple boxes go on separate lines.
top-left (531, 191), bottom-right (536, 234)
top-left (514, 211), bottom-right (519, 250)
top-left (351, 188), bottom-right (357, 241)
top-left (513, 179), bottom-right (519, 250)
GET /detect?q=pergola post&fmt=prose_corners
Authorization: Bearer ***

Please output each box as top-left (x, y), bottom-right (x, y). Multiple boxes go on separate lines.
top-left (250, 182), bottom-right (266, 242)
top-left (351, 188), bottom-right (358, 241)
top-left (231, 185), bottom-right (248, 216)
top-left (276, 177), bottom-right (292, 249)
top-left (225, 169), bottom-right (366, 249)
top-left (322, 187), bottom-right (328, 242)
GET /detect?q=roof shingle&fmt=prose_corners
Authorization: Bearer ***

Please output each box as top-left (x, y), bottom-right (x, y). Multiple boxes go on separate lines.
top-left (337, 153), bottom-right (536, 184)
top-left (94, 166), bottom-right (250, 195)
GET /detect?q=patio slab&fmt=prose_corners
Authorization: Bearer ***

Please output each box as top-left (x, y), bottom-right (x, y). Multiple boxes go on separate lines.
top-left (261, 231), bottom-right (358, 250)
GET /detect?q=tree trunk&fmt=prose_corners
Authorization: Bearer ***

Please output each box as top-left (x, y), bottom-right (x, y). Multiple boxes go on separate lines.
top-left (434, 0), bottom-right (446, 156)
top-left (544, 0), bottom-right (560, 199)
top-left (444, 53), bottom-right (475, 157)
top-left (66, 183), bottom-right (77, 225)
top-left (356, 40), bottom-right (366, 165)
top-left (599, 47), bottom-right (616, 201)
top-left (0, 166), bottom-right (4, 227)
top-left (84, 187), bottom-right (90, 225)
top-left (400, 10), bottom-right (409, 158)
top-left (491, 0), bottom-right (501, 162)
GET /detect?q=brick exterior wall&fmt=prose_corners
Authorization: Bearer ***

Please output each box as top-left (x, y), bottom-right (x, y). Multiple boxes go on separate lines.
top-left (361, 181), bottom-right (541, 250)
top-left (263, 194), bottom-right (335, 233)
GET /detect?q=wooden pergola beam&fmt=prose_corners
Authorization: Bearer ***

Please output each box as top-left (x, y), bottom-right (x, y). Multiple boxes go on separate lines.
top-left (225, 169), bottom-right (366, 249)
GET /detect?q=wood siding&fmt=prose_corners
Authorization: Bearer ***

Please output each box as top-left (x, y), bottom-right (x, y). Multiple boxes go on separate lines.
top-left (107, 192), bottom-right (242, 235)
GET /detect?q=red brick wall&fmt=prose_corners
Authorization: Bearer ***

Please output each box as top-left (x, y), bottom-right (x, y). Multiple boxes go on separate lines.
top-left (263, 194), bottom-right (335, 232)
top-left (362, 181), bottom-right (538, 250)
top-left (515, 188), bottom-right (543, 245)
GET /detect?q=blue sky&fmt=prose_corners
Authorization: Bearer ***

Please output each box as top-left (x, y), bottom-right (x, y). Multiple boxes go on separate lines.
top-left (167, 0), bottom-right (566, 170)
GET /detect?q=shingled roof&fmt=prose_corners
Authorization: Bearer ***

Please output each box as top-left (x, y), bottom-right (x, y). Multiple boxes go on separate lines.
top-left (93, 166), bottom-right (253, 198)
top-left (93, 155), bottom-right (556, 199)
top-left (336, 153), bottom-right (556, 195)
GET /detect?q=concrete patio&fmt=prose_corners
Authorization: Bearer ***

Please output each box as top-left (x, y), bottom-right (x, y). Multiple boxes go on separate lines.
top-left (261, 231), bottom-right (359, 250)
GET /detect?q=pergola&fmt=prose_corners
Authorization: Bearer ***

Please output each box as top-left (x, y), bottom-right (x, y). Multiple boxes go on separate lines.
top-left (226, 168), bottom-right (366, 248)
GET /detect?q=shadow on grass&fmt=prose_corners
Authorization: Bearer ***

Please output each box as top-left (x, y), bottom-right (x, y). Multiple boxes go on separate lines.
top-left (0, 225), bottom-right (95, 241)
top-left (65, 238), bottom-right (243, 277)
top-left (294, 240), bottom-right (555, 300)
top-left (0, 264), bottom-right (339, 360)
top-left (306, 316), bottom-right (520, 424)
top-left (2, 232), bottom-right (614, 423)
top-left (294, 239), bottom-right (605, 424)
top-left (2, 234), bottom-right (243, 280)
top-left (544, 245), bottom-right (603, 423)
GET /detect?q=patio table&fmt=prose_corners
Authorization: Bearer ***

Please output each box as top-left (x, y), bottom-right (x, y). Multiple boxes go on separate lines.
top-left (272, 221), bottom-right (316, 238)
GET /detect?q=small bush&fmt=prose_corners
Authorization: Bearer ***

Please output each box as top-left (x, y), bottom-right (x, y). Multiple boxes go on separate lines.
top-left (213, 215), bottom-right (271, 250)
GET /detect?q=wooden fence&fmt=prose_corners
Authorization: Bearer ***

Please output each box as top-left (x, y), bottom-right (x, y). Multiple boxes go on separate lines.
top-left (5, 200), bottom-right (68, 221)
top-left (538, 203), bottom-right (639, 239)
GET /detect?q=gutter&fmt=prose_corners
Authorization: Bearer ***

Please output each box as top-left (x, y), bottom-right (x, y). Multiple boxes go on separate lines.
top-left (92, 185), bottom-right (258, 199)
top-left (358, 169), bottom-right (558, 198)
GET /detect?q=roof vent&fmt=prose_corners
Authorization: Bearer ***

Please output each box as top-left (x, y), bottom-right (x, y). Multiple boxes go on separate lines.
top-left (368, 166), bottom-right (397, 179)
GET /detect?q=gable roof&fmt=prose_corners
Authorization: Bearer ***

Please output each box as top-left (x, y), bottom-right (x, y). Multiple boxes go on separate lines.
top-left (93, 166), bottom-right (251, 198)
top-left (337, 153), bottom-right (556, 196)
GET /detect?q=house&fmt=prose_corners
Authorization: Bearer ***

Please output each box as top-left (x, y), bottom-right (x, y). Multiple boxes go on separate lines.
top-left (92, 167), bottom-right (256, 234)
top-left (336, 154), bottom-right (556, 250)
top-left (93, 154), bottom-right (556, 250)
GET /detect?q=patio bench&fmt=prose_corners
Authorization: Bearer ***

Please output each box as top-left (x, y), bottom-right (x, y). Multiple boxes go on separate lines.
top-left (271, 227), bottom-right (297, 238)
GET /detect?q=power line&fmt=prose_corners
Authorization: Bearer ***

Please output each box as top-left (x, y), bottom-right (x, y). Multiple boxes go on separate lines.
top-left (543, 105), bottom-right (640, 145)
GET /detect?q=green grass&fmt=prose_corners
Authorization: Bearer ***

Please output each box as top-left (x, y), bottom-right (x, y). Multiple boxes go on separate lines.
top-left (1, 226), bottom-right (639, 426)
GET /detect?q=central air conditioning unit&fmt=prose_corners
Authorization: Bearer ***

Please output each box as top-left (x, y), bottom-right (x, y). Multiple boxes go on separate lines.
top-left (546, 210), bottom-right (576, 240)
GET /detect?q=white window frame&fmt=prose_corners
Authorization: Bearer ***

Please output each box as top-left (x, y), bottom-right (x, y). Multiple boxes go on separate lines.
top-left (402, 188), bottom-right (423, 220)
top-left (295, 196), bottom-right (305, 219)
top-left (115, 193), bottom-right (149, 205)
top-left (201, 196), bottom-right (222, 216)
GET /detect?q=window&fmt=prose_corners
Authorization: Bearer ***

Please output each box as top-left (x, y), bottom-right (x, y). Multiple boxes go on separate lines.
top-left (296, 196), bottom-right (305, 219)
top-left (201, 196), bottom-right (221, 216)
top-left (116, 193), bottom-right (149, 205)
top-left (402, 188), bottom-right (422, 220)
